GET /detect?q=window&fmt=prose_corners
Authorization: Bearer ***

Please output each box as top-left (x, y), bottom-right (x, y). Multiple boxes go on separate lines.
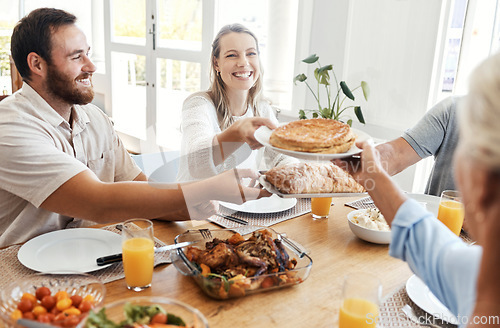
top-left (414, 0), bottom-right (500, 193)
top-left (0, 0), bottom-right (96, 94)
top-left (0, 0), bottom-right (20, 95)
top-left (104, 0), bottom-right (299, 153)
top-left (0, 1), bottom-right (301, 153)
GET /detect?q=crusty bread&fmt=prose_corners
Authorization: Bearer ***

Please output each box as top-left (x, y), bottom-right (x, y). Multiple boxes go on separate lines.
top-left (270, 118), bottom-right (355, 154)
top-left (265, 162), bottom-right (365, 194)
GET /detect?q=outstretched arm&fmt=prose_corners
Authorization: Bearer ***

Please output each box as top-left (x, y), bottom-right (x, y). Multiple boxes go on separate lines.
top-left (41, 168), bottom-right (270, 223)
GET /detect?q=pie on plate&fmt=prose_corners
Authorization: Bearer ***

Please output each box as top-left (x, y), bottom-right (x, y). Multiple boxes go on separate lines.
top-left (269, 118), bottom-right (354, 154)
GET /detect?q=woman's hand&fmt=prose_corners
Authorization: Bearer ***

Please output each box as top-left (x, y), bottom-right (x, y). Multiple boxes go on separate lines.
top-left (225, 117), bottom-right (276, 149)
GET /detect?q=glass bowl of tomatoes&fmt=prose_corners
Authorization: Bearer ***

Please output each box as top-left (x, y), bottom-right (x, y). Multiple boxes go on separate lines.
top-left (0, 272), bottom-right (105, 328)
top-left (82, 296), bottom-right (209, 328)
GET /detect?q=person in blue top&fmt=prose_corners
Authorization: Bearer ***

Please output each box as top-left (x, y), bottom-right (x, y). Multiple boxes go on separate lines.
top-left (340, 52), bottom-right (500, 327)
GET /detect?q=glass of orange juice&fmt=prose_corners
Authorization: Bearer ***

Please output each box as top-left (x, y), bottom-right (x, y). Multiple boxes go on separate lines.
top-left (437, 190), bottom-right (465, 236)
top-left (311, 197), bottom-right (333, 219)
top-left (122, 219), bottom-right (155, 291)
top-left (339, 272), bottom-right (381, 328)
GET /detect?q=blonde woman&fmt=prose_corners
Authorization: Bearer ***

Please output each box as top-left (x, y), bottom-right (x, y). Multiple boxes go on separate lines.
top-left (339, 52), bottom-right (500, 327)
top-left (177, 24), bottom-right (296, 181)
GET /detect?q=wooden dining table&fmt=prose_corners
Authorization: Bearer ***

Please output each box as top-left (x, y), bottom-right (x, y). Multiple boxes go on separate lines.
top-left (102, 195), bottom-right (414, 328)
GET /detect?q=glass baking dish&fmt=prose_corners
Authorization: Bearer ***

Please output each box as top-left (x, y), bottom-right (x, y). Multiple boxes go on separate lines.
top-left (171, 226), bottom-right (312, 300)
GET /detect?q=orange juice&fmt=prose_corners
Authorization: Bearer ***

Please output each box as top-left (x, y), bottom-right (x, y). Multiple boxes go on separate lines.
top-left (311, 197), bottom-right (332, 219)
top-left (339, 298), bottom-right (379, 328)
top-left (122, 237), bottom-right (154, 288)
top-left (437, 200), bottom-right (464, 235)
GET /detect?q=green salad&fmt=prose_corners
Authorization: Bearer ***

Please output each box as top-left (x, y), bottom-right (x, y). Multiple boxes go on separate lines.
top-left (84, 302), bottom-right (186, 328)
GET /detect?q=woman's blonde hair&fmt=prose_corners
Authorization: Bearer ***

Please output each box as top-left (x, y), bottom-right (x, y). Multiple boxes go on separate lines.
top-left (208, 24), bottom-right (264, 130)
top-left (460, 51), bottom-right (500, 170)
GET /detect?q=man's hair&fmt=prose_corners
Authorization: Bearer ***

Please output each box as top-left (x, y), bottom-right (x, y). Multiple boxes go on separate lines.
top-left (11, 8), bottom-right (76, 82)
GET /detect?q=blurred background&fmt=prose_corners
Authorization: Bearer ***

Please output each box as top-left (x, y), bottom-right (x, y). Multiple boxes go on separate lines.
top-left (1, 0), bottom-right (499, 191)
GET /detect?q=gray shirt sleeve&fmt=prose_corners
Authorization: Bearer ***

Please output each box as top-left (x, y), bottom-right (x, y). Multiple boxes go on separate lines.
top-left (402, 96), bottom-right (460, 195)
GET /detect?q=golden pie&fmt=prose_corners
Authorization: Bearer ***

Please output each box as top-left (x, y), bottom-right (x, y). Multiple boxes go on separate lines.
top-left (269, 118), bottom-right (355, 154)
top-left (265, 162), bottom-right (365, 194)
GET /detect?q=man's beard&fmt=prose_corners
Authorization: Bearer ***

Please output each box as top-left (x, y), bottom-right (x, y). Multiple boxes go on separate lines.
top-left (46, 65), bottom-right (94, 105)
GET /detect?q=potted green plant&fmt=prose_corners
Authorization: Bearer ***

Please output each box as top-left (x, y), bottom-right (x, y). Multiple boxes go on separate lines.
top-left (294, 54), bottom-right (370, 126)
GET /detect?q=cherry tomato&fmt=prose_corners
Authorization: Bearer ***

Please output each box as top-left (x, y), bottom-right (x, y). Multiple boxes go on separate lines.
top-left (22, 312), bottom-right (35, 320)
top-left (150, 313), bottom-right (167, 324)
top-left (53, 312), bottom-right (68, 326)
top-left (21, 293), bottom-right (38, 304)
top-left (62, 314), bottom-right (80, 328)
top-left (37, 313), bottom-right (52, 323)
top-left (41, 295), bottom-right (57, 311)
top-left (78, 300), bottom-right (92, 313)
top-left (82, 294), bottom-right (94, 303)
top-left (69, 295), bottom-right (82, 308)
top-left (10, 309), bottom-right (22, 321)
top-left (56, 298), bottom-right (72, 312)
top-left (63, 307), bottom-right (81, 316)
top-left (17, 299), bottom-right (34, 312)
top-left (55, 291), bottom-right (69, 302)
top-left (35, 286), bottom-right (51, 300)
top-left (32, 305), bottom-right (47, 317)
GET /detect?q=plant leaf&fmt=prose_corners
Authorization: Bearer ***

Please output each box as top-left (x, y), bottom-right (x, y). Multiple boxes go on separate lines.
top-left (346, 119), bottom-right (353, 127)
top-left (302, 54), bottom-right (319, 64)
top-left (312, 112), bottom-right (318, 118)
top-left (317, 64), bottom-right (333, 74)
top-left (316, 65), bottom-right (332, 85)
top-left (361, 81), bottom-right (370, 100)
top-left (340, 81), bottom-right (355, 100)
top-left (298, 109), bottom-right (307, 119)
top-left (294, 74), bottom-right (307, 84)
top-left (354, 106), bottom-right (365, 124)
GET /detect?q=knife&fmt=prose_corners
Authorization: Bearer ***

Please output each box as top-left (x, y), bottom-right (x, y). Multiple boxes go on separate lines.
top-left (96, 240), bottom-right (200, 266)
top-left (18, 319), bottom-right (58, 328)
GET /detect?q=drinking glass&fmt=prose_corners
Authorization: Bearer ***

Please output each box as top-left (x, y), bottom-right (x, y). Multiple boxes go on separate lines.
top-left (311, 197), bottom-right (333, 219)
top-left (122, 219), bottom-right (155, 291)
top-left (437, 190), bottom-right (464, 236)
top-left (339, 272), bottom-right (382, 328)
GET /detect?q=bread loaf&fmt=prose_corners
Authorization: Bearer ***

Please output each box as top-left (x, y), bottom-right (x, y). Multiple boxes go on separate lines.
top-left (265, 162), bottom-right (364, 194)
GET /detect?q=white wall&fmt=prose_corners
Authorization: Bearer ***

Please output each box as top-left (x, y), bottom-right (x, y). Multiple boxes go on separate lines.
top-left (287, 0), bottom-right (447, 191)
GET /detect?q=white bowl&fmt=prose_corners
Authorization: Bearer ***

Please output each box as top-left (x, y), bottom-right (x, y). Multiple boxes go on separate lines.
top-left (347, 209), bottom-right (392, 244)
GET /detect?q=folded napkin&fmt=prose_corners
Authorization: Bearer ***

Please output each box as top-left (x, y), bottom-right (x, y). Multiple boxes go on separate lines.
top-left (208, 198), bottom-right (311, 234)
top-left (345, 196), bottom-right (377, 210)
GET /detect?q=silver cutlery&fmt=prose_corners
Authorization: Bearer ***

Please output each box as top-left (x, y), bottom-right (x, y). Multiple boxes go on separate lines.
top-left (96, 240), bottom-right (200, 266)
top-left (17, 319), bottom-right (58, 328)
top-left (401, 304), bottom-right (443, 328)
top-left (215, 213), bottom-right (248, 225)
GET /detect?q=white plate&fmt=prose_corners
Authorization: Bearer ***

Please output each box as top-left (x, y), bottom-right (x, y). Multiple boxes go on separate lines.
top-left (406, 275), bottom-right (459, 325)
top-left (407, 193), bottom-right (440, 216)
top-left (18, 228), bottom-right (122, 273)
top-left (219, 194), bottom-right (297, 213)
top-left (254, 125), bottom-right (372, 160)
top-left (259, 175), bottom-right (367, 198)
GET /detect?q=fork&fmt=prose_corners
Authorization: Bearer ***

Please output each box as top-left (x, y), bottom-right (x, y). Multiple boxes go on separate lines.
top-left (401, 304), bottom-right (442, 328)
top-left (199, 228), bottom-right (212, 239)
